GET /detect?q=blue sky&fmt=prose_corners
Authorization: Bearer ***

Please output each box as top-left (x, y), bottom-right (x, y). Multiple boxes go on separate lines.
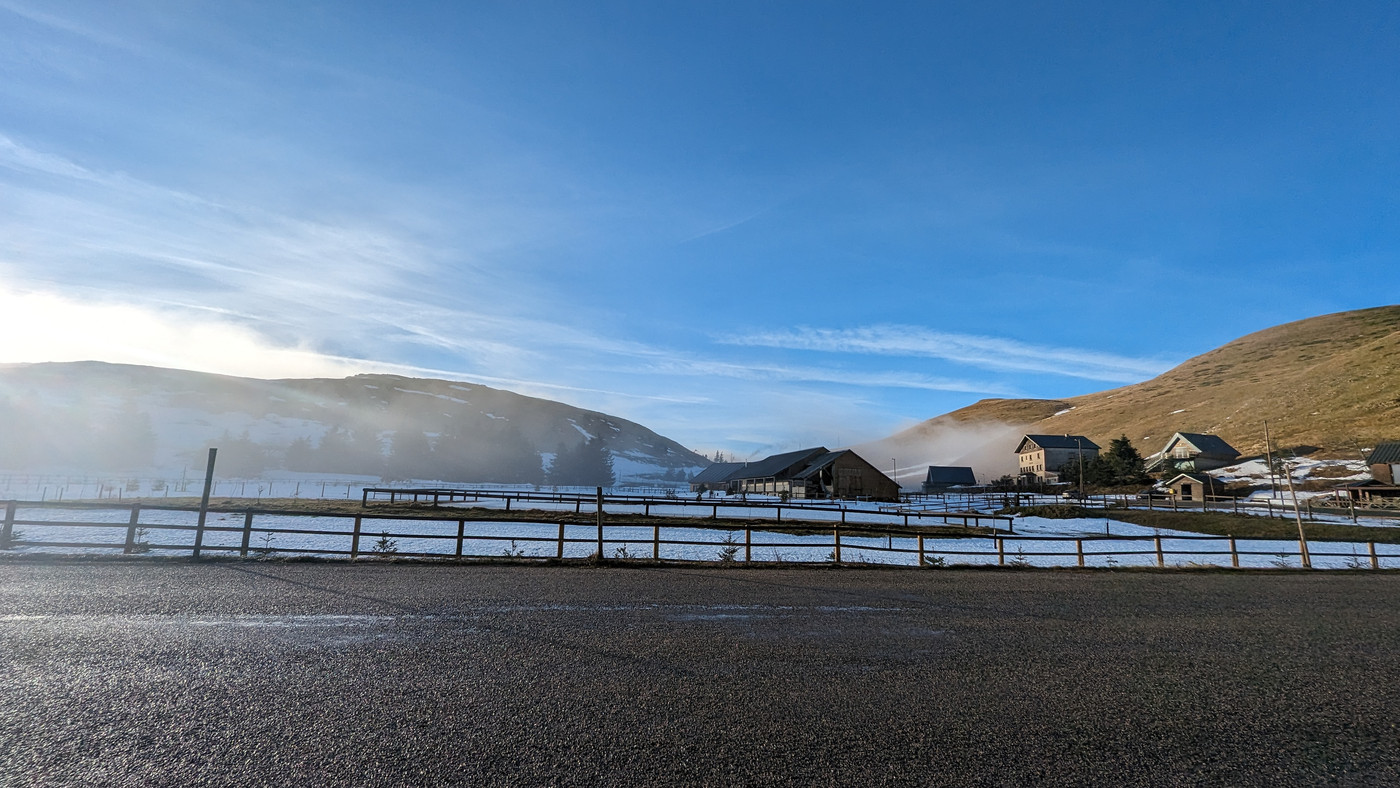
top-left (1, 1), bottom-right (1397, 457)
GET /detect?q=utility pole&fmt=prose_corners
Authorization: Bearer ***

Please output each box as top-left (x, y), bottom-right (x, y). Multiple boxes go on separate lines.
top-left (1264, 420), bottom-right (1278, 502)
top-left (1075, 437), bottom-right (1085, 500)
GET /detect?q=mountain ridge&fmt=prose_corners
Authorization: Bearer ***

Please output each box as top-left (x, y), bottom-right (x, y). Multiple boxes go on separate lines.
top-left (0, 361), bottom-right (710, 484)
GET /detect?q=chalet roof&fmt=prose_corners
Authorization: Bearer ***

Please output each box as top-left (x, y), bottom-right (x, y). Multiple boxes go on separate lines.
top-left (1166, 432), bottom-right (1240, 458)
top-left (689, 462), bottom-right (745, 485)
top-left (1367, 442), bottom-right (1400, 465)
top-left (728, 447), bottom-right (829, 481)
top-left (1017, 434), bottom-right (1100, 453)
top-left (1164, 472), bottom-right (1213, 486)
top-left (924, 466), bottom-right (976, 485)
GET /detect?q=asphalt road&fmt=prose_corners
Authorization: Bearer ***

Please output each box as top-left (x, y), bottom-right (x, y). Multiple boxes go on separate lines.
top-left (2, 560), bottom-right (1399, 786)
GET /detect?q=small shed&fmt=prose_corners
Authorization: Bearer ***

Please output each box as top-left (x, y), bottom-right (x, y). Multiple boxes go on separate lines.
top-left (1164, 472), bottom-right (1217, 502)
top-left (922, 466), bottom-right (976, 493)
top-left (1366, 442), bottom-right (1400, 486)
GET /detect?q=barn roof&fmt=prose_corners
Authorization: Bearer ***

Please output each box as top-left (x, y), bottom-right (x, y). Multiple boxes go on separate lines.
top-left (728, 447), bottom-right (829, 481)
top-left (1367, 442), bottom-right (1400, 465)
top-left (924, 466), bottom-right (976, 485)
top-left (689, 462), bottom-right (745, 485)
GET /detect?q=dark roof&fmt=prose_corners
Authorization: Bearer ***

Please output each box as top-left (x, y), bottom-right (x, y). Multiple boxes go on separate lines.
top-left (924, 466), bottom-right (976, 485)
top-left (1367, 442), bottom-right (1400, 465)
top-left (1168, 432), bottom-right (1240, 458)
top-left (689, 462), bottom-right (745, 485)
top-left (1018, 434), bottom-right (1100, 452)
top-left (728, 447), bottom-right (829, 481)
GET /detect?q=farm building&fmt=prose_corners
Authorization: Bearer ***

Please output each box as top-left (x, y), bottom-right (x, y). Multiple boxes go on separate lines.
top-left (709, 447), bottom-right (900, 501)
top-left (1336, 442), bottom-right (1400, 502)
top-left (723, 447), bottom-right (830, 497)
top-left (688, 462), bottom-right (745, 493)
top-left (1016, 435), bottom-right (1099, 481)
top-left (1366, 442), bottom-right (1400, 486)
top-left (922, 466), bottom-right (977, 493)
top-left (1149, 432), bottom-right (1241, 473)
top-left (788, 450), bottom-right (901, 501)
top-left (1164, 472), bottom-right (1218, 502)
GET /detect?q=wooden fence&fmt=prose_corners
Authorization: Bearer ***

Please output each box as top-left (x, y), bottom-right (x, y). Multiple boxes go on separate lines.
top-left (362, 487), bottom-right (1014, 529)
top-left (0, 501), bottom-right (1392, 569)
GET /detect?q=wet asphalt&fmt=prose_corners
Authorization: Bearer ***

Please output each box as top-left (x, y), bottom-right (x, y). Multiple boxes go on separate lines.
top-left (1, 560), bottom-right (1399, 786)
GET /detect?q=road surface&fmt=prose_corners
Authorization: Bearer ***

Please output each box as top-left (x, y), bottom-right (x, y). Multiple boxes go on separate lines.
top-left (2, 560), bottom-right (1399, 785)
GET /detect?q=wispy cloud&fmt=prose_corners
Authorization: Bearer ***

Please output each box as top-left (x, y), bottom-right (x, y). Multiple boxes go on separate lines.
top-left (724, 325), bottom-right (1175, 383)
top-left (635, 356), bottom-right (1018, 395)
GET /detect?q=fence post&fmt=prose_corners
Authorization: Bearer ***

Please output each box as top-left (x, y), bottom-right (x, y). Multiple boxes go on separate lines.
top-left (918, 534), bottom-right (925, 566)
top-left (240, 512), bottom-right (254, 557)
top-left (596, 487), bottom-right (604, 560)
top-left (192, 448), bottom-right (217, 559)
top-left (834, 529), bottom-right (842, 564)
top-left (776, 506), bottom-right (781, 523)
top-left (123, 504), bottom-right (141, 554)
top-left (653, 524), bottom-right (660, 560)
top-left (1370, 542), bottom-right (1379, 570)
top-left (745, 528), bottom-right (752, 562)
top-left (1155, 537), bottom-right (1164, 568)
top-left (456, 519), bottom-right (465, 559)
top-left (351, 515), bottom-right (363, 558)
top-left (1076, 539), bottom-right (1084, 568)
top-left (1229, 537), bottom-right (1239, 569)
top-left (997, 537), bottom-right (1004, 566)
top-left (1298, 538), bottom-right (1312, 570)
top-left (557, 523), bottom-right (565, 559)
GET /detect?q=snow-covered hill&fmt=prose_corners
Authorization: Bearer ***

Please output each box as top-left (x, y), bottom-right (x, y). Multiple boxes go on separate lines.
top-left (0, 362), bottom-right (709, 486)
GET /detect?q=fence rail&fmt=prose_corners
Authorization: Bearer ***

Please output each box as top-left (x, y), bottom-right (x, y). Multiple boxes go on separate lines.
top-left (0, 500), bottom-right (1393, 569)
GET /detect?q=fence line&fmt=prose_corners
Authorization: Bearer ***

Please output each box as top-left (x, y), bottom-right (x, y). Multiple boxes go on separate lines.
top-left (0, 500), bottom-right (1391, 569)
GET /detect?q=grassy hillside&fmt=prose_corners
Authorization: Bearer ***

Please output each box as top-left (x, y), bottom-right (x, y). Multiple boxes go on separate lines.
top-left (882, 305), bottom-right (1400, 469)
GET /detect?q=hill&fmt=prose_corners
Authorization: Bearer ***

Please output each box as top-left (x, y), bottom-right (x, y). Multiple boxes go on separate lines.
top-left (0, 362), bottom-right (709, 485)
top-left (862, 305), bottom-right (1400, 482)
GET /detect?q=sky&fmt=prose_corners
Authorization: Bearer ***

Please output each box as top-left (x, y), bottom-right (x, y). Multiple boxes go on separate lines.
top-left (1, 1), bottom-right (1397, 458)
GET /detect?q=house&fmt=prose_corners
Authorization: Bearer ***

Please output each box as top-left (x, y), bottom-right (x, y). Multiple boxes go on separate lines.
top-left (1366, 442), bottom-right (1400, 485)
top-left (1164, 472), bottom-right (1217, 502)
top-left (1016, 435), bottom-right (1099, 481)
top-left (922, 466), bottom-right (976, 493)
top-left (689, 462), bottom-right (745, 493)
top-left (718, 446), bottom-right (901, 501)
top-left (1149, 432), bottom-right (1241, 473)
